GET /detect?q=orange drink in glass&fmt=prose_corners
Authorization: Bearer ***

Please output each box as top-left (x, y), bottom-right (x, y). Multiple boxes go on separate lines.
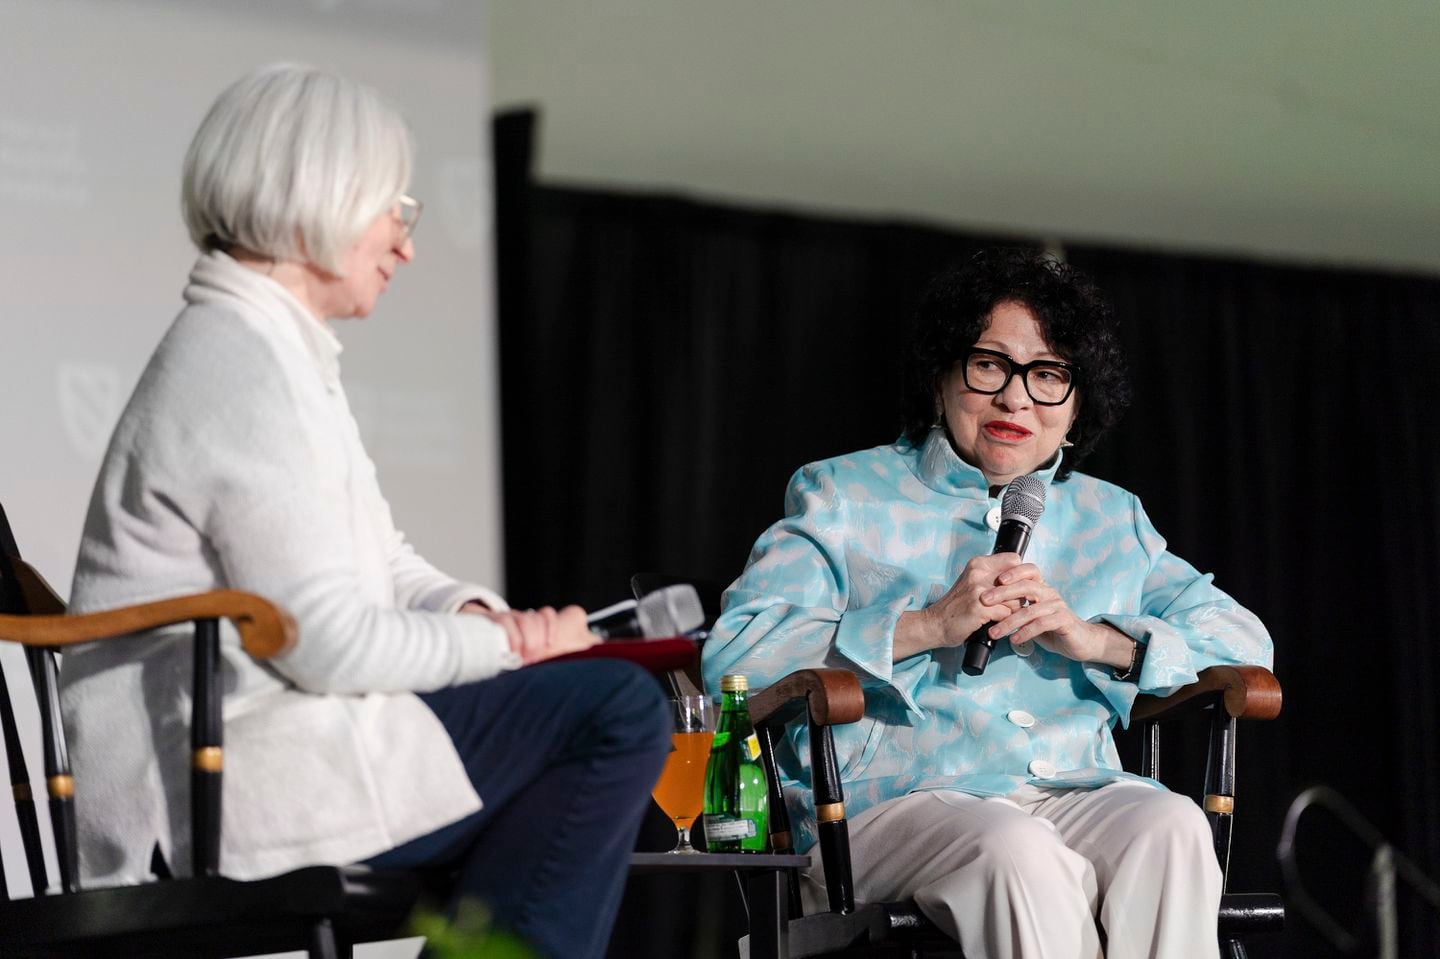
top-left (653, 695), bottom-right (714, 853)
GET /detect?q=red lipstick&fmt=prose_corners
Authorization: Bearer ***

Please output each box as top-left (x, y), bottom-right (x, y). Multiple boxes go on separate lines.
top-left (984, 420), bottom-right (1032, 441)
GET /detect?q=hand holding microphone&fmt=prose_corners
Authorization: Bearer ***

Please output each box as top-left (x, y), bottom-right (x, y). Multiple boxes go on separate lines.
top-left (957, 475), bottom-right (1132, 671)
top-left (962, 475), bottom-right (1046, 676)
top-left (460, 583), bottom-right (704, 665)
top-left (893, 476), bottom-right (1047, 664)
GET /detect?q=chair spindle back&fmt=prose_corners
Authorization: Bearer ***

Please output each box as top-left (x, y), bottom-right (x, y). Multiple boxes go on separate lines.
top-left (0, 502), bottom-right (74, 896)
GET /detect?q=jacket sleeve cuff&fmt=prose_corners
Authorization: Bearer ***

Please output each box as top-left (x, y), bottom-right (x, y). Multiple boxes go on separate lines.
top-left (433, 583), bottom-right (509, 615)
top-left (1082, 659), bottom-right (1142, 728)
top-left (454, 617), bottom-right (523, 679)
top-left (832, 600), bottom-right (924, 716)
top-left (1089, 614), bottom-right (1200, 725)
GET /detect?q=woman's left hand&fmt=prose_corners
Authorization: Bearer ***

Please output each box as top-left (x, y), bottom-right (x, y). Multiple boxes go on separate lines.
top-left (980, 564), bottom-right (1135, 669)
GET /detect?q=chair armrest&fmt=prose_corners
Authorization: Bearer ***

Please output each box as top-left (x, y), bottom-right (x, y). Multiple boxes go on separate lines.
top-left (1133, 666), bottom-right (1281, 883)
top-left (0, 558), bottom-right (296, 659)
top-left (750, 667), bottom-right (866, 728)
top-left (1132, 665), bottom-right (1282, 723)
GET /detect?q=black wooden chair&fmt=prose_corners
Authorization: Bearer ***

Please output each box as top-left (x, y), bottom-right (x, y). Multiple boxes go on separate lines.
top-left (630, 574), bottom-right (1285, 958)
top-left (0, 501), bottom-right (421, 958)
top-left (744, 666), bottom-right (1285, 959)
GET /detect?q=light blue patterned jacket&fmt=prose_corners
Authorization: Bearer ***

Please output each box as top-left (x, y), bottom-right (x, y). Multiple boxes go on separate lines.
top-left (702, 429), bottom-right (1274, 853)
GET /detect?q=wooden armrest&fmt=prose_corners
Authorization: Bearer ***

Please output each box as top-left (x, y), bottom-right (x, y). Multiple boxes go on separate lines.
top-left (1131, 665), bottom-right (1282, 723)
top-left (750, 667), bottom-right (866, 728)
top-left (0, 560), bottom-right (296, 660)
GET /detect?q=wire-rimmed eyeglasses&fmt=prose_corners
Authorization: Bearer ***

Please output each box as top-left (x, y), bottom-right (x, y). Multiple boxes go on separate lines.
top-left (395, 194), bottom-right (423, 238)
top-left (960, 347), bottom-right (1078, 406)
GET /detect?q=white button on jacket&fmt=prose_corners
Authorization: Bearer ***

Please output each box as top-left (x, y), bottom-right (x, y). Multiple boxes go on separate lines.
top-left (1028, 760), bottom-right (1057, 779)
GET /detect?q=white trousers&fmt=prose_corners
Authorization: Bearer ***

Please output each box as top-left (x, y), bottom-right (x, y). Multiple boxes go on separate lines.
top-left (800, 783), bottom-right (1221, 959)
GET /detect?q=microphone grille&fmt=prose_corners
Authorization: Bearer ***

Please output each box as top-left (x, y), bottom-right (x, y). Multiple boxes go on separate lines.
top-left (636, 583), bottom-right (705, 638)
top-left (1001, 474), bottom-right (1046, 526)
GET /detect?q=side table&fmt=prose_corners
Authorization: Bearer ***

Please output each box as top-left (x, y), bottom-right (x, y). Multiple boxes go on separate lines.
top-left (629, 851), bottom-right (810, 959)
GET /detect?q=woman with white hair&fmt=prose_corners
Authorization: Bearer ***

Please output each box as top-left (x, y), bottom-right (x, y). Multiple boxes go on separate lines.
top-left (59, 64), bottom-right (670, 959)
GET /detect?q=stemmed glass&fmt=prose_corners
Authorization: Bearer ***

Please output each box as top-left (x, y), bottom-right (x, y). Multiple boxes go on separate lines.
top-left (651, 694), bottom-right (715, 854)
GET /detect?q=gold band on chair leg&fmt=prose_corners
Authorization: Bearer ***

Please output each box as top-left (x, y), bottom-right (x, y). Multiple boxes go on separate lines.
top-left (46, 775), bottom-right (75, 799)
top-left (815, 802), bottom-right (846, 823)
top-left (1204, 794), bottom-right (1234, 814)
top-left (193, 747), bottom-right (224, 772)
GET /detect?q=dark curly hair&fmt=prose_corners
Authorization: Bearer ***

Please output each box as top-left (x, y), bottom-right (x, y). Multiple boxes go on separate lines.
top-left (900, 248), bottom-right (1130, 481)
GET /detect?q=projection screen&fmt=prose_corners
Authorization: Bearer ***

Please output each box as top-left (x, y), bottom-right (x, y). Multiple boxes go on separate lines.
top-left (0, 0), bottom-right (501, 898)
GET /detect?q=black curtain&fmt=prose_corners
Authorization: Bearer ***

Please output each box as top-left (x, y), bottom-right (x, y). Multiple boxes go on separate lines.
top-left (497, 121), bottom-right (1030, 611)
top-left (1070, 248), bottom-right (1440, 956)
top-left (494, 111), bottom-right (1440, 957)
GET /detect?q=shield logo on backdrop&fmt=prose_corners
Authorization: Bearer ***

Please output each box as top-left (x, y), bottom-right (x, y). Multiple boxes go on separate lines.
top-left (436, 156), bottom-right (485, 251)
top-left (57, 361), bottom-right (125, 459)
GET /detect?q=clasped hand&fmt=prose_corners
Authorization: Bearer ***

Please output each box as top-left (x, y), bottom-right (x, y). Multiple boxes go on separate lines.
top-left (459, 602), bottom-right (600, 664)
top-left (899, 554), bottom-right (1116, 665)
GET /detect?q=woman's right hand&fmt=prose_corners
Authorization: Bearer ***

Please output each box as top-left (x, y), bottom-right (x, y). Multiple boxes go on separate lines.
top-left (893, 553), bottom-right (1035, 660)
top-left (464, 605), bottom-right (600, 665)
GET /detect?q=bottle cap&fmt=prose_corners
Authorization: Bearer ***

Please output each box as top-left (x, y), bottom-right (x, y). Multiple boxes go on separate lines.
top-left (720, 674), bottom-right (749, 692)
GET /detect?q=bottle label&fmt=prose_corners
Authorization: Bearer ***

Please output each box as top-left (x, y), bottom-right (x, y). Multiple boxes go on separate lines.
top-left (745, 734), bottom-right (761, 760)
top-left (703, 815), bottom-right (758, 841)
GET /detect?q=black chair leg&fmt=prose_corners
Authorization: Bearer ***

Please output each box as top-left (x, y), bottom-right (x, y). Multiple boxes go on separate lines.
top-left (1221, 938), bottom-right (1248, 959)
top-left (307, 917), bottom-right (341, 959)
top-left (746, 867), bottom-right (791, 958)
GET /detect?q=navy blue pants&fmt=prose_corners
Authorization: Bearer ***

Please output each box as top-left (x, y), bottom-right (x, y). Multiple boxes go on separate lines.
top-left (365, 659), bottom-right (670, 959)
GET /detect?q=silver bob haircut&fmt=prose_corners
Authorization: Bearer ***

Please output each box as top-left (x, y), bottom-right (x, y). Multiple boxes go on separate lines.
top-left (182, 64), bottom-right (413, 275)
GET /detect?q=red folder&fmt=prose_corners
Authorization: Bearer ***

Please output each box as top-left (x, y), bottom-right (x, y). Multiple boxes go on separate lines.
top-left (554, 635), bottom-right (698, 674)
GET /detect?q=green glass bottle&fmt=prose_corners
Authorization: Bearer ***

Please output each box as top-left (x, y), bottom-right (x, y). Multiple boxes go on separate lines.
top-left (702, 674), bottom-right (769, 853)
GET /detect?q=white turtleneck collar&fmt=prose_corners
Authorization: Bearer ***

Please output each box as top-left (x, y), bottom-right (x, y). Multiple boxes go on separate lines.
top-left (183, 250), bottom-right (344, 389)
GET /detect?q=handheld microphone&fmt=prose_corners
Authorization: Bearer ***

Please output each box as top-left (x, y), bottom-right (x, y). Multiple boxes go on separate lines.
top-left (961, 474), bottom-right (1046, 677)
top-left (587, 583), bottom-right (704, 639)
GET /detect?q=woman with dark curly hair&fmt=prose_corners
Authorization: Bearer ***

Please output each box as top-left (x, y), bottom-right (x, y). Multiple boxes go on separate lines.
top-left (703, 248), bottom-right (1272, 958)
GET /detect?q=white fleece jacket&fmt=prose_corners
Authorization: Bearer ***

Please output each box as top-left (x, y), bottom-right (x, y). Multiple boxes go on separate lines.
top-left (61, 251), bottom-right (518, 885)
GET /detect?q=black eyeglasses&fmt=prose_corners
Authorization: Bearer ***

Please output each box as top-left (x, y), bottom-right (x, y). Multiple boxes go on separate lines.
top-left (960, 348), bottom-right (1078, 406)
